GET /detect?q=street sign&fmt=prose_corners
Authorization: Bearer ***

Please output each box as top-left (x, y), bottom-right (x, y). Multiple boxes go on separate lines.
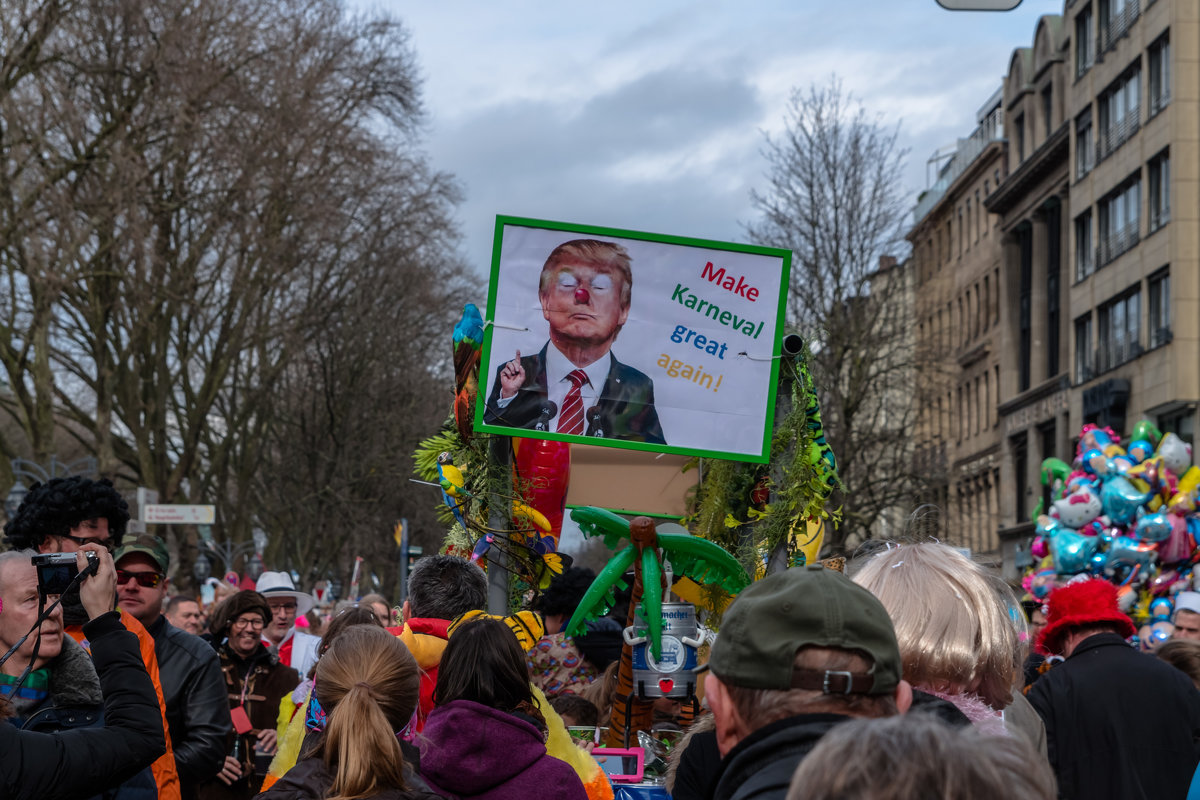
top-left (144, 504), bottom-right (215, 524)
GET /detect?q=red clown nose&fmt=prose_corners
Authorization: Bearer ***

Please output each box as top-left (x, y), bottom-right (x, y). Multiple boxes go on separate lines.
top-left (574, 286), bottom-right (590, 303)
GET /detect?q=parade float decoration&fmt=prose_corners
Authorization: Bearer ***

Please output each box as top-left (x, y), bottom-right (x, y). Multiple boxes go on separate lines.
top-left (563, 507), bottom-right (751, 747)
top-left (1023, 420), bottom-right (1200, 645)
top-left (412, 303), bottom-right (574, 592)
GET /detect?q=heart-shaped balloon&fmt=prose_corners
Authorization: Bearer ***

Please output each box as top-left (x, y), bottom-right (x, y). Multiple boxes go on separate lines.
top-left (1051, 528), bottom-right (1100, 575)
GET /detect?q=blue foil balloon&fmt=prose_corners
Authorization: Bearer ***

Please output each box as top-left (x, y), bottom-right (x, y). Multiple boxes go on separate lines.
top-left (1036, 515), bottom-right (1064, 539)
top-left (1149, 597), bottom-right (1173, 622)
top-left (1133, 509), bottom-right (1173, 543)
top-left (1104, 535), bottom-right (1158, 576)
top-left (1051, 528), bottom-right (1100, 575)
top-left (1127, 439), bottom-right (1155, 464)
top-left (1101, 476), bottom-right (1154, 526)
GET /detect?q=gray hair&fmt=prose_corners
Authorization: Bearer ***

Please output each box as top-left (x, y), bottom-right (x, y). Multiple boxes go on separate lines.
top-left (407, 555), bottom-right (486, 620)
top-left (0, 549), bottom-right (37, 588)
top-left (787, 712), bottom-right (1054, 800)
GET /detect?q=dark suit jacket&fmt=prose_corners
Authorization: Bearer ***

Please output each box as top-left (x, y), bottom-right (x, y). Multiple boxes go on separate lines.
top-left (485, 344), bottom-right (665, 444)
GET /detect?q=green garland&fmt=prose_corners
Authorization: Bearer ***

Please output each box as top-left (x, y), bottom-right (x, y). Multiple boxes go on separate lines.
top-left (687, 340), bottom-right (841, 572)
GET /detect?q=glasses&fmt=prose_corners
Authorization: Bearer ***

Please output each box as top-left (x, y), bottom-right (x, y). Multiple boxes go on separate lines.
top-left (269, 602), bottom-right (298, 613)
top-left (232, 616), bottom-right (264, 630)
top-left (59, 534), bottom-right (115, 552)
top-left (116, 570), bottom-right (163, 588)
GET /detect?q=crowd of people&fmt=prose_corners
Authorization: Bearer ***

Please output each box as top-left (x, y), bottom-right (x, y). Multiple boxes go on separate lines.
top-left (3, 476), bottom-right (1200, 800)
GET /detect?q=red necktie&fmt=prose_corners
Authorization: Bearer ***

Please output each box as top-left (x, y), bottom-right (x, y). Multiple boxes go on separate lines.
top-left (557, 369), bottom-right (589, 435)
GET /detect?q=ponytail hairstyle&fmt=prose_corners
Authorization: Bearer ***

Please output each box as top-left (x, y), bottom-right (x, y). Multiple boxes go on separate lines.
top-left (314, 626), bottom-right (420, 800)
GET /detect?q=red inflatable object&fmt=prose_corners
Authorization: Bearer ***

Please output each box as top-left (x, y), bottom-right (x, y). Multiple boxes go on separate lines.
top-left (512, 438), bottom-right (571, 546)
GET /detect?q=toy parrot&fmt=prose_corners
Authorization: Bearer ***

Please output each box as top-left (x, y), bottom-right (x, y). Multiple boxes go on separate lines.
top-left (453, 304), bottom-right (485, 442)
top-left (437, 451), bottom-right (469, 531)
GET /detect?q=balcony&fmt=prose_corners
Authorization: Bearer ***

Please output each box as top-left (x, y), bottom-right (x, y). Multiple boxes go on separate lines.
top-left (1096, 338), bottom-right (1143, 373)
top-left (1097, 224), bottom-right (1139, 266)
top-left (1100, 0), bottom-right (1139, 53)
top-left (912, 105), bottom-right (1004, 225)
top-left (1149, 325), bottom-right (1173, 349)
top-left (1098, 111), bottom-right (1139, 160)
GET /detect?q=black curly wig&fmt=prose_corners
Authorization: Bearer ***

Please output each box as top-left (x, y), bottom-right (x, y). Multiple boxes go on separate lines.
top-left (532, 566), bottom-right (597, 619)
top-left (3, 476), bottom-right (131, 550)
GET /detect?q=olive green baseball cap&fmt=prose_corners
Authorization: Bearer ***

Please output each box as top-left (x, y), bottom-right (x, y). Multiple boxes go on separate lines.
top-left (113, 534), bottom-right (170, 573)
top-left (709, 563), bottom-right (902, 695)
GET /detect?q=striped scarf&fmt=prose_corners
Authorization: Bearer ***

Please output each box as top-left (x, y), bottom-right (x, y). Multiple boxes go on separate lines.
top-left (0, 668), bottom-right (51, 717)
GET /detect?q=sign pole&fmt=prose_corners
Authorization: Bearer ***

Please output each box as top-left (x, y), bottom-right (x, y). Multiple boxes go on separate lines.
top-left (487, 436), bottom-right (511, 614)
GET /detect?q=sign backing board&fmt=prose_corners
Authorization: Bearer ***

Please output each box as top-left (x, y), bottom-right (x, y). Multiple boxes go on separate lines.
top-left (144, 504), bottom-right (216, 525)
top-left (475, 217), bottom-right (791, 464)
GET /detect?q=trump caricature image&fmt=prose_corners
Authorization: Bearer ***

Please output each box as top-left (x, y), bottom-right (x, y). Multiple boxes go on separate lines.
top-left (484, 239), bottom-right (665, 444)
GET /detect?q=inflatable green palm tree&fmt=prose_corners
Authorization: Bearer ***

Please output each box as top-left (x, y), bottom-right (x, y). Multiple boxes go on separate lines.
top-left (564, 506), bottom-right (750, 746)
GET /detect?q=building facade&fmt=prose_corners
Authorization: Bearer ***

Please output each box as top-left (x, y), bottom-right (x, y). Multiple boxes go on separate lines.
top-left (983, 0), bottom-right (1197, 578)
top-left (909, 90), bottom-right (1007, 559)
top-left (911, 0), bottom-right (1198, 577)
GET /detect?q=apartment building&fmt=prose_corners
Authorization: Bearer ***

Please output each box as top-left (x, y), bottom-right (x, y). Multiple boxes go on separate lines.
top-left (974, 0), bottom-right (1199, 578)
top-left (909, 90), bottom-right (1007, 559)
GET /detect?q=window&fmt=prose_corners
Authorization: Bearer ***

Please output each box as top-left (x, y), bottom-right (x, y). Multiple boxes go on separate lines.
top-left (1076, 5), bottom-right (1095, 77)
top-left (1018, 226), bottom-right (1033, 392)
top-left (1148, 268), bottom-right (1170, 347)
top-left (1042, 85), bottom-right (1054, 138)
top-left (1014, 114), bottom-right (1025, 162)
top-left (1098, 288), bottom-right (1141, 372)
top-left (1013, 434), bottom-right (1029, 522)
top-left (1149, 149), bottom-right (1169, 232)
top-left (1098, 66), bottom-right (1140, 159)
top-left (1076, 314), bottom-right (1094, 383)
top-left (1075, 210), bottom-right (1094, 281)
top-left (1159, 408), bottom-right (1194, 449)
top-left (1046, 205), bottom-right (1061, 378)
top-left (1149, 33), bottom-right (1170, 115)
top-left (1040, 421), bottom-right (1057, 512)
top-left (1076, 109), bottom-right (1094, 179)
top-left (1100, 0), bottom-right (1139, 52)
top-left (1098, 177), bottom-right (1140, 265)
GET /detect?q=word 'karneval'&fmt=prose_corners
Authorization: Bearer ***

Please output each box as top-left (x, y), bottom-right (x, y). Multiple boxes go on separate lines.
top-left (660, 261), bottom-right (768, 394)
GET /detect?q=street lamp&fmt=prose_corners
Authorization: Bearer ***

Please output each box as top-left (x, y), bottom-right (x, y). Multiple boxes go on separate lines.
top-left (5, 479), bottom-right (28, 519)
top-left (5, 456), bottom-right (99, 518)
top-left (192, 553), bottom-right (213, 583)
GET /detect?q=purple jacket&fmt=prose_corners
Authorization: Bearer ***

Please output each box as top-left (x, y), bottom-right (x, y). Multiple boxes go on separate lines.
top-left (418, 699), bottom-right (587, 800)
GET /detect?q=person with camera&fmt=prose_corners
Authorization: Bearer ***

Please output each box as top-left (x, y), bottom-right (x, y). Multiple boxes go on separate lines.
top-left (3, 475), bottom-right (180, 800)
top-left (1, 545), bottom-right (166, 800)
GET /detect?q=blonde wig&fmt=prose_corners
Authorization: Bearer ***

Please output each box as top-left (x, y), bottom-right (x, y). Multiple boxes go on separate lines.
top-left (852, 542), bottom-right (1024, 709)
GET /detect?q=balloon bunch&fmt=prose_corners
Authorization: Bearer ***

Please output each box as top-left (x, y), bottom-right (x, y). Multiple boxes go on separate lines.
top-left (1024, 420), bottom-right (1200, 627)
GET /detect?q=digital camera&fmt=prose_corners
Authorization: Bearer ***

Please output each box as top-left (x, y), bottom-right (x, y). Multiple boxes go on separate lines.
top-left (31, 551), bottom-right (98, 597)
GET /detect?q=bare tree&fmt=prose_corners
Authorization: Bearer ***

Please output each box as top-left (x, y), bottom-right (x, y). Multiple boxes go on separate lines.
top-left (746, 79), bottom-right (936, 552)
top-left (0, 0), bottom-right (471, 589)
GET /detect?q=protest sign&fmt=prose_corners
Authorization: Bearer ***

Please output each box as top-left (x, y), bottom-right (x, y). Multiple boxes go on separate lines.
top-left (475, 216), bottom-right (791, 463)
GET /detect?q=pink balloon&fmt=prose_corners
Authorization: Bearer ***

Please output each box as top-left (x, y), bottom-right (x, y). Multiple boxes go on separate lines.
top-left (1157, 513), bottom-right (1195, 565)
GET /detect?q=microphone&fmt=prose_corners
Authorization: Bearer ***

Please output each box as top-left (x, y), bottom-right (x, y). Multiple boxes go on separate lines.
top-left (586, 406), bottom-right (604, 438)
top-left (536, 402), bottom-right (557, 432)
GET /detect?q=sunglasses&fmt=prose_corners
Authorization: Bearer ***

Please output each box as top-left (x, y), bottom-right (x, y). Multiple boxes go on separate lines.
top-left (59, 533), bottom-right (115, 552)
top-left (116, 570), bottom-right (164, 588)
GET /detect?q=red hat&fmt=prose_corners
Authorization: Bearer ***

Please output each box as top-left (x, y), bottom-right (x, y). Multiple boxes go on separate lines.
top-left (1037, 578), bottom-right (1136, 655)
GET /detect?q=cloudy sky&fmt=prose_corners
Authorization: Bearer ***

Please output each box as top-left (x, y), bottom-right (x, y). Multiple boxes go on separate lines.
top-left (359, 0), bottom-right (1060, 276)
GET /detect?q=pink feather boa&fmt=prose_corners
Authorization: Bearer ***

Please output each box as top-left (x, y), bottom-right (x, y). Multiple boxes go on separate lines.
top-left (925, 688), bottom-right (1009, 737)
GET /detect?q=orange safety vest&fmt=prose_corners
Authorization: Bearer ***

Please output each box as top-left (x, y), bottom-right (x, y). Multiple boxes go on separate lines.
top-left (69, 610), bottom-right (182, 800)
